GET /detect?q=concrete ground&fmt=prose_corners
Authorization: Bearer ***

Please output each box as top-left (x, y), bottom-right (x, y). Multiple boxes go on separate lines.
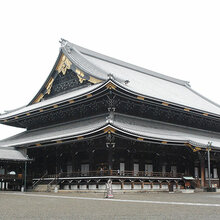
top-left (1, 191), bottom-right (220, 219)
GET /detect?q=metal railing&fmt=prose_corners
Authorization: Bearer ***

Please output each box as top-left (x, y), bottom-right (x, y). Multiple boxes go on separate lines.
top-left (32, 171), bottom-right (48, 188)
top-left (47, 173), bottom-right (61, 192)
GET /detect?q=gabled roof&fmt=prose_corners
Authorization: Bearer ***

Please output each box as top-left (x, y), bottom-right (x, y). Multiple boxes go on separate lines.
top-left (71, 42), bottom-right (189, 86)
top-left (1, 39), bottom-right (220, 120)
top-left (69, 41), bottom-right (220, 116)
top-left (0, 113), bottom-right (220, 150)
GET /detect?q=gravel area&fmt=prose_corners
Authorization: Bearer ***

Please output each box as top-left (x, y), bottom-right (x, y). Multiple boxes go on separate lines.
top-left (0, 191), bottom-right (220, 219)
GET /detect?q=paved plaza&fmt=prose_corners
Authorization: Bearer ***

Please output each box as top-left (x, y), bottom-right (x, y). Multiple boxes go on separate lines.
top-left (1, 191), bottom-right (220, 219)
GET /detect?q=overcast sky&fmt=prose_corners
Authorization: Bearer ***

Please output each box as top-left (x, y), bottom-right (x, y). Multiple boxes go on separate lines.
top-left (0, 0), bottom-right (220, 139)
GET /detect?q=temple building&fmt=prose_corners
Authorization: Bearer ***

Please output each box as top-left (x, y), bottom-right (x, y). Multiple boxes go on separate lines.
top-left (0, 39), bottom-right (220, 191)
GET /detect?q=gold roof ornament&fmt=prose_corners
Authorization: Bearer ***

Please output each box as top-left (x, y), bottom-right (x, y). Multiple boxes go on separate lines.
top-left (75, 68), bottom-right (86, 83)
top-left (56, 140), bottom-right (63, 144)
top-left (162, 102), bottom-right (169, 106)
top-left (68, 99), bottom-right (75, 104)
top-left (76, 68), bottom-right (102, 84)
top-left (87, 94), bottom-right (93, 98)
top-left (103, 126), bottom-right (116, 133)
top-left (34, 93), bottom-right (44, 104)
top-left (46, 77), bottom-right (54, 95)
top-left (106, 82), bottom-right (116, 90)
top-left (56, 54), bottom-right (72, 75)
top-left (185, 143), bottom-right (201, 152)
top-left (89, 76), bottom-right (102, 84)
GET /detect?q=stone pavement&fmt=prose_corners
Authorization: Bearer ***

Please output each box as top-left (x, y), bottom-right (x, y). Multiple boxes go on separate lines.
top-left (0, 191), bottom-right (220, 219)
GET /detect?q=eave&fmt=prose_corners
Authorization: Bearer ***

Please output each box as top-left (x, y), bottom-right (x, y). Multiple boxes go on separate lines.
top-left (0, 81), bottom-right (108, 127)
top-left (1, 79), bottom-right (220, 128)
top-left (0, 147), bottom-right (29, 161)
top-left (109, 79), bottom-right (220, 120)
top-left (1, 113), bottom-right (220, 152)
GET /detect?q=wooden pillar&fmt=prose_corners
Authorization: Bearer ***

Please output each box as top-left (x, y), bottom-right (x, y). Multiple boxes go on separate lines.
top-left (189, 161), bottom-right (194, 177)
top-left (71, 147), bottom-right (77, 173)
top-left (89, 150), bottom-right (94, 171)
top-left (43, 149), bottom-right (47, 175)
top-left (108, 147), bottom-right (113, 170)
top-left (73, 153), bottom-right (78, 173)
top-left (121, 181), bottom-right (124, 190)
top-left (131, 181), bottom-right (134, 189)
top-left (185, 161), bottom-right (190, 176)
top-left (71, 153), bottom-right (74, 173)
top-left (151, 181), bottom-right (153, 189)
top-left (175, 181), bottom-right (178, 189)
top-left (130, 153), bottom-right (134, 172)
top-left (141, 181), bottom-right (144, 189)
top-left (106, 132), bottom-right (115, 171)
top-left (200, 158), bottom-right (205, 187)
top-left (159, 181), bottom-right (162, 189)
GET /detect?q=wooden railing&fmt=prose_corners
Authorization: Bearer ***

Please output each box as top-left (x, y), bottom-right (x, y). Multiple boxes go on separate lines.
top-left (35, 170), bottom-right (183, 179)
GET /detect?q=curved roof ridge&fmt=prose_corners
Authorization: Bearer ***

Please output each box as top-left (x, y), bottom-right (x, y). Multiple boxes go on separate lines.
top-left (61, 40), bottom-right (108, 81)
top-left (69, 41), bottom-right (189, 86)
top-left (61, 39), bottom-right (126, 83)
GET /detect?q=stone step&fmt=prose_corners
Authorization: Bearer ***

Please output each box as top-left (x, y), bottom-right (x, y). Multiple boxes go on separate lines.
top-left (33, 184), bottom-right (48, 192)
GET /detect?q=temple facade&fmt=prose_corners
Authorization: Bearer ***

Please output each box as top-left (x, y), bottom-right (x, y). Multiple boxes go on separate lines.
top-left (0, 39), bottom-right (220, 191)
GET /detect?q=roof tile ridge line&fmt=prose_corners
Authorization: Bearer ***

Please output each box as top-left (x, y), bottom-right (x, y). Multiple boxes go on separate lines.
top-left (85, 51), bottom-right (191, 87)
top-left (185, 83), bottom-right (220, 109)
top-left (114, 112), bottom-right (220, 136)
top-left (62, 42), bottom-right (108, 80)
top-left (71, 42), bottom-right (189, 86)
top-left (63, 43), bottom-right (126, 83)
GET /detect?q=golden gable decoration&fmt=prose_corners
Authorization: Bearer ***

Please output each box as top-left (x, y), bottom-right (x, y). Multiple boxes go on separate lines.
top-left (56, 54), bottom-right (72, 75)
